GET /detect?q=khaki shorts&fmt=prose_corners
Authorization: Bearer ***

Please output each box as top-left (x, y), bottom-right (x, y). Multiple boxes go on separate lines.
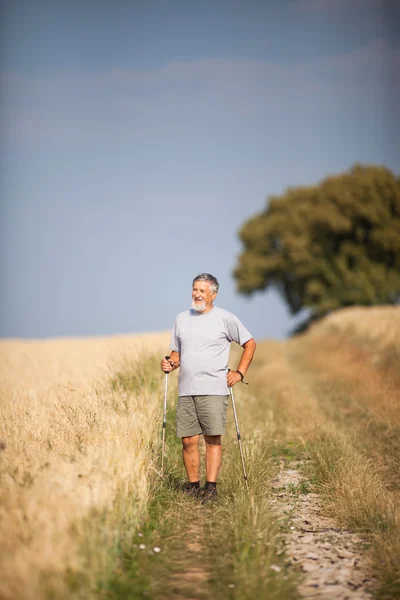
top-left (176, 395), bottom-right (229, 437)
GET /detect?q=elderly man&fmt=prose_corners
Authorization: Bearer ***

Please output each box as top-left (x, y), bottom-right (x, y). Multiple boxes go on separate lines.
top-left (161, 273), bottom-right (256, 503)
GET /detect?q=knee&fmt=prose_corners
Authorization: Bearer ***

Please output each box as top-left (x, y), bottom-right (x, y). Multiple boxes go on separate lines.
top-left (182, 436), bottom-right (199, 451)
top-left (204, 435), bottom-right (221, 447)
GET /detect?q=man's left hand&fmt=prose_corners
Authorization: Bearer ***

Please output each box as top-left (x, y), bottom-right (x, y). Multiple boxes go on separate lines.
top-left (227, 370), bottom-right (242, 387)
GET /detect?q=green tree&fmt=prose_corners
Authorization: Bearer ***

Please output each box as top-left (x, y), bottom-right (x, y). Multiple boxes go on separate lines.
top-left (234, 165), bottom-right (400, 325)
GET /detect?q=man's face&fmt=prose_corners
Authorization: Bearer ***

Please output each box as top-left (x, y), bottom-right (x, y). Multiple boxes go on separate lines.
top-left (191, 280), bottom-right (217, 312)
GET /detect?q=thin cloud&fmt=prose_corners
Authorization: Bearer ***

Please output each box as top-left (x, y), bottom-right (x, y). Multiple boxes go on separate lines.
top-left (292, 0), bottom-right (391, 14)
top-left (312, 39), bottom-right (400, 84)
top-left (1, 39), bottom-right (398, 148)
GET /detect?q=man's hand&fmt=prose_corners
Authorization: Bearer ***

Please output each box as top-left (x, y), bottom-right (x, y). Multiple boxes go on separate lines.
top-left (161, 356), bottom-right (174, 373)
top-left (161, 352), bottom-right (180, 373)
top-left (227, 370), bottom-right (242, 387)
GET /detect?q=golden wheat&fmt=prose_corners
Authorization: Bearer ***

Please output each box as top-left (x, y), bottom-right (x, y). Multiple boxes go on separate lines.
top-left (0, 332), bottom-right (171, 600)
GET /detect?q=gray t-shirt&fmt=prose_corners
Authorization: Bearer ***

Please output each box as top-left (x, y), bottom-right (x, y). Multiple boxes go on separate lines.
top-left (170, 306), bottom-right (253, 396)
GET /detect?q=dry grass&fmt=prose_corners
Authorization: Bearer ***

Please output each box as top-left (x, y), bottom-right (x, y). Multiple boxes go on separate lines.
top-left (0, 332), bottom-right (171, 600)
top-left (252, 306), bottom-right (400, 598)
top-left (313, 305), bottom-right (400, 352)
top-left (302, 308), bottom-right (400, 485)
top-left (299, 308), bottom-right (400, 597)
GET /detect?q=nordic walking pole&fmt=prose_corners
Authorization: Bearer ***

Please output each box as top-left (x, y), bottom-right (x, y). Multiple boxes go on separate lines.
top-left (229, 384), bottom-right (249, 490)
top-left (161, 366), bottom-right (169, 478)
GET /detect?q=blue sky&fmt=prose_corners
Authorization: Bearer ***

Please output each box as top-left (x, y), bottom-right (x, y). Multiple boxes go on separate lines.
top-left (1, 0), bottom-right (399, 340)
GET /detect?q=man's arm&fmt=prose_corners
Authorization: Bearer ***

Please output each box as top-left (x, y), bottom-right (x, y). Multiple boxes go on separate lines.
top-left (227, 338), bottom-right (256, 387)
top-left (161, 351), bottom-right (181, 373)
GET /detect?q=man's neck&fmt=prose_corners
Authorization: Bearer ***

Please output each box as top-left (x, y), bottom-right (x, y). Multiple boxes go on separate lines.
top-left (202, 304), bottom-right (214, 314)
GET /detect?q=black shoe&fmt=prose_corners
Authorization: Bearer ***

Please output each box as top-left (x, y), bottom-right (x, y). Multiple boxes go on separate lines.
top-left (201, 483), bottom-right (218, 504)
top-left (183, 483), bottom-right (201, 497)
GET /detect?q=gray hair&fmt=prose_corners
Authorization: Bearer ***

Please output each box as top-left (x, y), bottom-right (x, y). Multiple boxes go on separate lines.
top-left (192, 273), bottom-right (220, 294)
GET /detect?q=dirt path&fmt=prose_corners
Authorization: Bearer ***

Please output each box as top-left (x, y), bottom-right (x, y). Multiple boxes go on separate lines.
top-left (169, 518), bottom-right (209, 600)
top-left (270, 460), bottom-right (375, 599)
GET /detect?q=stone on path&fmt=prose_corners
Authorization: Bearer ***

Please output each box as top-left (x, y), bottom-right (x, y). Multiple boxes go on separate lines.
top-left (271, 460), bottom-right (375, 599)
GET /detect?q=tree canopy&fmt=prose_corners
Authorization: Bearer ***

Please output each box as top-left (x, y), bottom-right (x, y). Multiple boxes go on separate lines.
top-left (234, 165), bottom-right (400, 323)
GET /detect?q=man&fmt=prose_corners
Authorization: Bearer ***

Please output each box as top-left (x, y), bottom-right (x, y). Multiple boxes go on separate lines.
top-left (160, 273), bottom-right (256, 503)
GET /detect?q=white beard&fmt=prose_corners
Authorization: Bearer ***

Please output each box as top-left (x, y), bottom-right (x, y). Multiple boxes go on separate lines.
top-left (191, 299), bottom-right (206, 312)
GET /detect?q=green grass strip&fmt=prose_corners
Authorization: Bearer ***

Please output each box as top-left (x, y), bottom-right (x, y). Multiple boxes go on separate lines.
top-left (95, 417), bottom-right (299, 599)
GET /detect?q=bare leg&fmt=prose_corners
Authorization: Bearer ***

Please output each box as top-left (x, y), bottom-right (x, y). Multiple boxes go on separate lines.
top-left (204, 435), bottom-right (222, 482)
top-left (182, 435), bottom-right (200, 482)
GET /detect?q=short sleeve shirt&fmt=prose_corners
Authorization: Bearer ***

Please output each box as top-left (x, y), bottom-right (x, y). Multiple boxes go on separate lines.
top-left (170, 306), bottom-right (253, 396)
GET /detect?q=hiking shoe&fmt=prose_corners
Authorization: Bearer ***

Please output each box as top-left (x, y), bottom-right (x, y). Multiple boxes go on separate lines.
top-left (183, 483), bottom-right (201, 497)
top-left (201, 483), bottom-right (218, 504)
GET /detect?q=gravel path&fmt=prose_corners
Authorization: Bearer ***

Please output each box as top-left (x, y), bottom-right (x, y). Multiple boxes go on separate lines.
top-left (270, 461), bottom-right (376, 599)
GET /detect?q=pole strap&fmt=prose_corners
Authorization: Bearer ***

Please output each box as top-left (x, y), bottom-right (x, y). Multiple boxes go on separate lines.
top-left (228, 368), bottom-right (249, 385)
top-left (237, 370), bottom-right (249, 385)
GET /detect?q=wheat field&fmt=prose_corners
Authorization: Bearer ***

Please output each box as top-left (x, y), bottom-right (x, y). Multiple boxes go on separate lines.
top-left (1, 306), bottom-right (399, 599)
top-left (0, 332), bottom-right (171, 600)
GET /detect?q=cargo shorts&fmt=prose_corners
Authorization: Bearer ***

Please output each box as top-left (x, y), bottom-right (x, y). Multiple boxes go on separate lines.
top-left (176, 395), bottom-right (229, 437)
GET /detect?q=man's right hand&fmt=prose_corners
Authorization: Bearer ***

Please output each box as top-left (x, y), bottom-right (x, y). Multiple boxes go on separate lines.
top-left (161, 356), bottom-right (174, 373)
